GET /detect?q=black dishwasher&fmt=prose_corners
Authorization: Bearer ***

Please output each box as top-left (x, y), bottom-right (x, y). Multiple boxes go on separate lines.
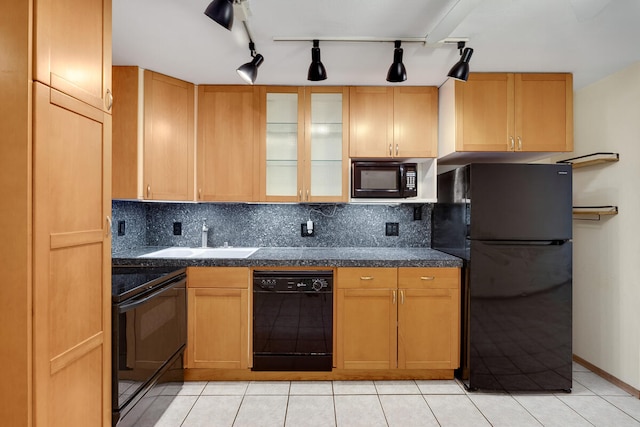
top-left (253, 270), bottom-right (333, 371)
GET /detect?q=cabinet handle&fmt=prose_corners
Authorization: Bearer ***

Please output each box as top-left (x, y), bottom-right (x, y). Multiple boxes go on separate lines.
top-left (400, 290), bottom-right (405, 304)
top-left (517, 136), bottom-right (522, 151)
top-left (146, 185), bottom-right (151, 198)
top-left (198, 189), bottom-right (202, 200)
top-left (389, 144), bottom-right (392, 156)
top-left (420, 276), bottom-right (435, 281)
top-left (360, 276), bottom-right (374, 281)
top-left (509, 136), bottom-right (515, 151)
top-left (306, 189), bottom-right (310, 201)
top-left (299, 189), bottom-right (302, 201)
top-left (392, 290), bottom-right (397, 305)
top-left (106, 89), bottom-right (113, 111)
top-left (106, 216), bottom-right (112, 237)
top-left (395, 144), bottom-right (399, 156)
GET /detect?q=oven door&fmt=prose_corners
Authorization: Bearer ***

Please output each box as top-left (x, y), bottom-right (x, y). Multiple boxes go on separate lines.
top-left (112, 277), bottom-right (186, 422)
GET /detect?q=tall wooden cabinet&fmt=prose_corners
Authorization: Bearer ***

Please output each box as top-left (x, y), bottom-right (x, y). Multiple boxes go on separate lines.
top-left (2, 2), bottom-right (112, 426)
top-left (187, 267), bottom-right (250, 369)
top-left (259, 86), bottom-right (349, 202)
top-left (197, 86), bottom-right (260, 201)
top-left (112, 67), bottom-right (195, 201)
top-left (336, 267), bottom-right (460, 371)
top-left (349, 86), bottom-right (438, 158)
top-left (438, 73), bottom-right (573, 161)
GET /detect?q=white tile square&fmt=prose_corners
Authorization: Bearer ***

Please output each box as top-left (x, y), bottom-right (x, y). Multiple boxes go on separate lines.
top-left (416, 379), bottom-right (466, 395)
top-left (202, 381), bottom-right (249, 396)
top-left (289, 380), bottom-right (333, 395)
top-left (573, 371), bottom-right (631, 396)
top-left (285, 395), bottom-right (336, 427)
top-left (374, 380), bottom-right (421, 395)
top-left (181, 395), bottom-right (242, 427)
top-left (379, 394), bottom-right (439, 427)
top-left (558, 395), bottom-right (640, 426)
top-left (603, 396), bottom-right (640, 423)
top-left (468, 394), bottom-right (541, 426)
top-left (513, 395), bottom-right (593, 427)
top-left (332, 380), bottom-right (377, 395)
top-left (424, 395), bottom-right (491, 427)
top-left (246, 380), bottom-right (291, 395)
top-left (334, 395), bottom-right (387, 427)
top-left (234, 395), bottom-right (288, 427)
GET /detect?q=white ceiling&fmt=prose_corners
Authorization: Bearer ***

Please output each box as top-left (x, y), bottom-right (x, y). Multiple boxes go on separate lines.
top-left (112, 0), bottom-right (640, 90)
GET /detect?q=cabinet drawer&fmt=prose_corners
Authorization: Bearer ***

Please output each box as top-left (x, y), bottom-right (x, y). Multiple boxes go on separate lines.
top-left (337, 267), bottom-right (397, 289)
top-left (187, 267), bottom-right (249, 288)
top-left (398, 267), bottom-right (459, 289)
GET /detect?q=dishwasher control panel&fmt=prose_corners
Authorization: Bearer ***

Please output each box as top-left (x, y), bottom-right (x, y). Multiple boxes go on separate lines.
top-left (253, 270), bottom-right (333, 293)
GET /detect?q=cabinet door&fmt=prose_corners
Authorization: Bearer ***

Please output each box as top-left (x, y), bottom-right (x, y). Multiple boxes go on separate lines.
top-left (33, 82), bottom-right (111, 427)
top-left (260, 87), bottom-right (305, 202)
top-left (304, 87), bottom-right (349, 202)
top-left (515, 73), bottom-right (573, 152)
top-left (34, 0), bottom-right (112, 113)
top-left (187, 288), bottom-right (249, 369)
top-left (112, 66), bottom-right (140, 199)
top-left (349, 87), bottom-right (394, 158)
top-left (336, 289), bottom-right (397, 369)
top-left (198, 86), bottom-right (259, 201)
top-left (393, 87), bottom-right (438, 158)
top-left (143, 70), bottom-right (195, 201)
top-left (398, 268), bottom-right (460, 370)
top-left (455, 73), bottom-right (514, 152)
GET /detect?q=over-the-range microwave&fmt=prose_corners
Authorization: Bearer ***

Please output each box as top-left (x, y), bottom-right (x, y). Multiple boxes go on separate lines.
top-left (351, 161), bottom-right (418, 198)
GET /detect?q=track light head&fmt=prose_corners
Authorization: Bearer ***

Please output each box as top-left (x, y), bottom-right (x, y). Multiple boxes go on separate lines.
top-left (386, 40), bottom-right (407, 83)
top-left (448, 42), bottom-right (474, 82)
top-left (237, 42), bottom-right (264, 84)
top-left (204, 0), bottom-right (234, 31)
top-left (307, 40), bottom-right (327, 81)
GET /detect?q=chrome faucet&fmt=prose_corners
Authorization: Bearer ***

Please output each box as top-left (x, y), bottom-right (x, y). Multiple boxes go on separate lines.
top-left (201, 220), bottom-right (209, 248)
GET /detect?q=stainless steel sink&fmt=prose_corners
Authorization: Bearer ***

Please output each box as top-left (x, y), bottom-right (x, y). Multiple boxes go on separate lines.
top-left (139, 247), bottom-right (259, 259)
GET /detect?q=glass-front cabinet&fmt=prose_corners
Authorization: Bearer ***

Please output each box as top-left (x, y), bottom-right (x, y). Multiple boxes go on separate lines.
top-left (260, 87), bottom-right (349, 202)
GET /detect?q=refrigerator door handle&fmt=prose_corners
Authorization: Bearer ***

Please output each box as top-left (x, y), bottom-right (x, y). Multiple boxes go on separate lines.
top-left (480, 240), bottom-right (568, 246)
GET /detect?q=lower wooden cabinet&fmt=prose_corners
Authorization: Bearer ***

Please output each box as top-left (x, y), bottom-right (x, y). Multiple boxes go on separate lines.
top-left (186, 267), bottom-right (249, 369)
top-left (336, 267), bottom-right (460, 370)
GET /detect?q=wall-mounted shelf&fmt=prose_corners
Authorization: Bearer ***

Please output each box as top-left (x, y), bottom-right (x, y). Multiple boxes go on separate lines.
top-left (557, 152), bottom-right (619, 168)
top-left (573, 206), bottom-right (618, 220)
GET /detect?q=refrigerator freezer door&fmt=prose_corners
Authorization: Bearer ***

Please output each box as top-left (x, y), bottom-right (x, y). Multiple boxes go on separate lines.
top-left (469, 163), bottom-right (572, 241)
top-left (466, 240), bottom-right (572, 391)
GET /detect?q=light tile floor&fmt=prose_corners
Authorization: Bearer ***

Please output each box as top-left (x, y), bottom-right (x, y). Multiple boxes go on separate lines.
top-left (121, 363), bottom-right (640, 426)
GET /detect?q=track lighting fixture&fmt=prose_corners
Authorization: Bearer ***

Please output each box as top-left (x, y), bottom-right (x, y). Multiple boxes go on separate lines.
top-left (386, 40), bottom-right (407, 83)
top-left (447, 41), bottom-right (474, 82)
top-left (204, 0), bottom-right (234, 31)
top-left (237, 41), bottom-right (264, 84)
top-left (307, 40), bottom-right (327, 81)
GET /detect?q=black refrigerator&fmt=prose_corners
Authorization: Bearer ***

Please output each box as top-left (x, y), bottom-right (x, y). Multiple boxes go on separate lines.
top-left (432, 163), bottom-right (572, 392)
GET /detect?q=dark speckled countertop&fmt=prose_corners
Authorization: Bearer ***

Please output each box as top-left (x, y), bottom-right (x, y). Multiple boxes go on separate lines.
top-left (112, 247), bottom-right (463, 268)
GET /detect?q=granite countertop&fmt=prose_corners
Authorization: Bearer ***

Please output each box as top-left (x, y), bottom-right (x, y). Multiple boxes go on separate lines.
top-left (112, 246), bottom-right (463, 268)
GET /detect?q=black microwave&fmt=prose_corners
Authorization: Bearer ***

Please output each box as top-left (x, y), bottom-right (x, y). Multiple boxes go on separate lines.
top-left (351, 161), bottom-right (418, 198)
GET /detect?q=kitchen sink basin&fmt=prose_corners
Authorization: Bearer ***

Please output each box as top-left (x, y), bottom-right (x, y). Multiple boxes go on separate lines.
top-left (139, 247), bottom-right (259, 259)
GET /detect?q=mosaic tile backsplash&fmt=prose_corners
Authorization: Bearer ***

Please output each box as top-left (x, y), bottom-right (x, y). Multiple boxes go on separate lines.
top-left (112, 201), bottom-right (432, 253)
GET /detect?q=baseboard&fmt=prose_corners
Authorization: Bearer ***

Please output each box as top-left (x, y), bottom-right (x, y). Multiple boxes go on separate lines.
top-left (185, 368), bottom-right (454, 382)
top-left (573, 354), bottom-right (640, 398)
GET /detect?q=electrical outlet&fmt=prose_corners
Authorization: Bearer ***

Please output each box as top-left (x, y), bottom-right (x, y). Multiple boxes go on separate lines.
top-left (301, 223), bottom-right (315, 237)
top-left (385, 222), bottom-right (399, 236)
top-left (413, 205), bottom-right (422, 220)
top-left (117, 220), bottom-right (125, 236)
top-left (173, 222), bottom-right (182, 236)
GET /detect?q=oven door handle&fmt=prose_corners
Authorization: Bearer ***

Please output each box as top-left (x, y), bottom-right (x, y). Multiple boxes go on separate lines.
top-left (118, 276), bottom-right (186, 313)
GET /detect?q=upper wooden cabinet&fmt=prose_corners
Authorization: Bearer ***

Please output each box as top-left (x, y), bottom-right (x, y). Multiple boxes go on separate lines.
top-left (259, 86), bottom-right (349, 203)
top-left (34, 0), bottom-right (113, 113)
top-left (438, 73), bottom-right (573, 162)
top-left (112, 67), bottom-right (195, 201)
top-left (349, 86), bottom-right (438, 158)
top-left (197, 86), bottom-right (260, 202)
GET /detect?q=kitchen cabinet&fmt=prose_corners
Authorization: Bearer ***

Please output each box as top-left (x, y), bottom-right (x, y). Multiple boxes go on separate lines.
top-left (349, 86), bottom-right (438, 158)
top-left (187, 267), bottom-right (250, 369)
top-left (3, 2), bottom-right (112, 425)
top-left (197, 86), bottom-right (260, 201)
top-left (438, 73), bottom-right (573, 163)
top-left (259, 86), bottom-right (349, 202)
top-left (336, 267), bottom-right (460, 370)
top-left (34, 0), bottom-right (113, 113)
top-left (112, 66), bottom-right (195, 201)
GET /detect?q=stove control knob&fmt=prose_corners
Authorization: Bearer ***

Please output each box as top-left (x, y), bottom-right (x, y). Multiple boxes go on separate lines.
top-left (312, 279), bottom-right (325, 292)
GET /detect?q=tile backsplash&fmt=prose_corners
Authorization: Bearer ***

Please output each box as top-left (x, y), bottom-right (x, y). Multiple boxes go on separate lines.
top-left (112, 201), bottom-right (432, 253)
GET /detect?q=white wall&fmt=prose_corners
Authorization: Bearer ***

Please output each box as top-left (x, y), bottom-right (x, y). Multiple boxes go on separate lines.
top-left (571, 61), bottom-right (640, 390)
